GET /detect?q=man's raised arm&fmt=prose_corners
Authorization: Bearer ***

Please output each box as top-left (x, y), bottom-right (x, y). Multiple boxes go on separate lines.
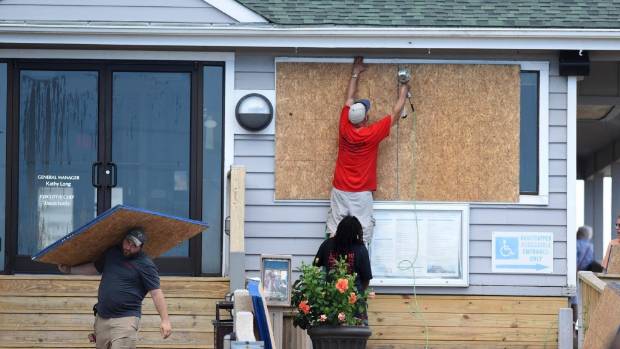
top-left (390, 83), bottom-right (411, 127)
top-left (345, 56), bottom-right (367, 107)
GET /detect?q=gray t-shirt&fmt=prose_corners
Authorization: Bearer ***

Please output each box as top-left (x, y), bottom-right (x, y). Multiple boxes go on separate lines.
top-left (94, 246), bottom-right (160, 318)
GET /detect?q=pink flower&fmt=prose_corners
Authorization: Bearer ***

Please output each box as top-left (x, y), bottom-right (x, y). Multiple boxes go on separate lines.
top-left (319, 314), bottom-right (327, 322)
top-left (335, 278), bottom-right (349, 293)
top-left (348, 292), bottom-right (358, 304)
top-left (298, 300), bottom-right (310, 314)
top-left (338, 312), bottom-right (346, 322)
top-left (368, 291), bottom-right (376, 299)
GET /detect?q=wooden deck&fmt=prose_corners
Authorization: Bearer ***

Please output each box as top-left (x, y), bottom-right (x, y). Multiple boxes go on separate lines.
top-left (366, 294), bottom-right (567, 349)
top-left (0, 275), bottom-right (229, 349)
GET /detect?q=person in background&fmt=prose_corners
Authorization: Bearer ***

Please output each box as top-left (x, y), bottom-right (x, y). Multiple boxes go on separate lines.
top-left (603, 215), bottom-right (620, 271)
top-left (577, 225), bottom-right (594, 271)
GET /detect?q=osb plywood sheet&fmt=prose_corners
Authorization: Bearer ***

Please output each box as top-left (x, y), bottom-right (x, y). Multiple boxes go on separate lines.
top-left (275, 63), bottom-right (520, 202)
top-left (583, 283), bottom-right (620, 349)
top-left (275, 63), bottom-right (397, 200)
top-left (33, 205), bottom-right (208, 266)
top-left (401, 64), bottom-right (520, 202)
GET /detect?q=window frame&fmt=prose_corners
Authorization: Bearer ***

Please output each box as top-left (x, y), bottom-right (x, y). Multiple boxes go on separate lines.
top-left (0, 55), bottom-right (230, 275)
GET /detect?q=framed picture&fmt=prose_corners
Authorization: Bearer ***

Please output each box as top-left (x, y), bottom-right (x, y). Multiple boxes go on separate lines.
top-left (260, 254), bottom-right (292, 306)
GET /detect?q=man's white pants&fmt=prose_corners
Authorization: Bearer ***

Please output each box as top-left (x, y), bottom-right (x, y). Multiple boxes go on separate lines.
top-left (325, 188), bottom-right (375, 244)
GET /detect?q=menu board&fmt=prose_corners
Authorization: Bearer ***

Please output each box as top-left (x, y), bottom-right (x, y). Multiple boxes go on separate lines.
top-left (369, 204), bottom-right (469, 287)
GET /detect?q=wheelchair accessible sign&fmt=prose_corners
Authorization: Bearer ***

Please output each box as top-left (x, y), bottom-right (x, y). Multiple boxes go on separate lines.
top-left (492, 232), bottom-right (554, 274)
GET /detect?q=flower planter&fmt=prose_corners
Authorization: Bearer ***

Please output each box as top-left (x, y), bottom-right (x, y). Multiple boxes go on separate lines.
top-left (307, 326), bottom-right (372, 349)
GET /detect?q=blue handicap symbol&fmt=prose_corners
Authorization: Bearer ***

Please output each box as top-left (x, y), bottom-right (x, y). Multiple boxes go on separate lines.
top-left (495, 237), bottom-right (519, 260)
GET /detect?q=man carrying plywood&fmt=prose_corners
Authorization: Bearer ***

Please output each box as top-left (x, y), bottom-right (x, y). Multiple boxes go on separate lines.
top-left (58, 229), bottom-right (172, 349)
top-left (326, 57), bottom-right (410, 243)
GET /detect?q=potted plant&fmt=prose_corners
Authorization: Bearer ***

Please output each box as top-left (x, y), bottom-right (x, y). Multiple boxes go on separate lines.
top-left (291, 257), bottom-right (372, 349)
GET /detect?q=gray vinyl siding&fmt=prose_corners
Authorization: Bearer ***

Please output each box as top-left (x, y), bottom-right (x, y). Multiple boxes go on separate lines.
top-left (234, 50), bottom-right (569, 296)
top-left (0, 0), bottom-right (236, 23)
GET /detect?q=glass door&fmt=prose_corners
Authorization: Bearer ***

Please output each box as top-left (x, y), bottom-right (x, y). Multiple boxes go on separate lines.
top-left (109, 69), bottom-right (195, 273)
top-left (14, 68), bottom-right (100, 272)
top-left (8, 62), bottom-right (217, 275)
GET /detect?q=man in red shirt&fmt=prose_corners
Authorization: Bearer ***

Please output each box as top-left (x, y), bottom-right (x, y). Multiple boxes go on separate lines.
top-left (326, 56), bottom-right (410, 243)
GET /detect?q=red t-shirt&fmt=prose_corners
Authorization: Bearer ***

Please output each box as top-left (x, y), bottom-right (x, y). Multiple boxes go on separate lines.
top-left (332, 105), bottom-right (392, 192)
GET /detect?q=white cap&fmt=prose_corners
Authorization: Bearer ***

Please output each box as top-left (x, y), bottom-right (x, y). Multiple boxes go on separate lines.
top-left (348, 103), bottom-right (367, 124)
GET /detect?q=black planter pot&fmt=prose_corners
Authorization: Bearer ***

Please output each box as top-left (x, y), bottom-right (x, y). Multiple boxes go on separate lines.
top-left (307, 326), bottom-right (372, 349)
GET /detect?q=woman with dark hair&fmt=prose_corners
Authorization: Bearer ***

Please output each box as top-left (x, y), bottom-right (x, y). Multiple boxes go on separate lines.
top-left (314, 215), bottom-right (372, 292)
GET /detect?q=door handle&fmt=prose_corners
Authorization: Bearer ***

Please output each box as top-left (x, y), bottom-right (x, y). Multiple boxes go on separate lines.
top-left (109, 163), bottom-right (118, 188)
top-left (92, 162), bottom-right (103, 188)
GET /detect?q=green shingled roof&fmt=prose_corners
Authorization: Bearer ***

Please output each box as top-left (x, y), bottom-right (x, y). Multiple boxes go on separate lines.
top-left (235, 0), bottom-right (620, 28)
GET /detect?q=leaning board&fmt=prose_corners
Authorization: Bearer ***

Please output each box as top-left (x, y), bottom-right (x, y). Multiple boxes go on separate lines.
top-left (275, 62), bottom-right (521, 202)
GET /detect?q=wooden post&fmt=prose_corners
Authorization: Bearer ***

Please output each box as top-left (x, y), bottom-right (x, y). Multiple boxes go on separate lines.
top-left (269, 307), bottom-right (285, 349)
top-left (229, 165), bottom-right (246, 292)
top-left (558, 308), bottom-right (573, 349)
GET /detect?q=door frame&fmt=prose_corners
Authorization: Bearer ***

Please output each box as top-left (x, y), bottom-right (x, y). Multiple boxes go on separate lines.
top-left (3, 58), bottom-right (227, 275)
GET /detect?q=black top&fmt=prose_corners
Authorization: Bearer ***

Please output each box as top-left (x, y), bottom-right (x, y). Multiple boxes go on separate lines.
top-left (314, 238), bottom-right (372, 291)
top-left (94, 246), bottom-right (160, 319)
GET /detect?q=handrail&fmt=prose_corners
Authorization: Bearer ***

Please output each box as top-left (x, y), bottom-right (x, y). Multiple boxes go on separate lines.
top-left (579, 271), bottom-right (607, 293)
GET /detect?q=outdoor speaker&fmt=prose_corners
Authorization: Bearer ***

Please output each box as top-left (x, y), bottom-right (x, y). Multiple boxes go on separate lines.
top-left (559, 50), bottom-right (590, 76)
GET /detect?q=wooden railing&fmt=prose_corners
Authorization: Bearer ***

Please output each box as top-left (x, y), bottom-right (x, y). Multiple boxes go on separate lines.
top-left (282, 311), bottom-right (311, 349)
top-left (578, 271), bottom-right (614, 348)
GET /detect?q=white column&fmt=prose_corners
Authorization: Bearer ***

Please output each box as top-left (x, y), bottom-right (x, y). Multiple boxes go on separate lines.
top-left (584, 178), bottom-right (595, 230)
top-left (567, 76), bottom-right (577, 288)
top-left (590, 173), bottom-right (605, 261)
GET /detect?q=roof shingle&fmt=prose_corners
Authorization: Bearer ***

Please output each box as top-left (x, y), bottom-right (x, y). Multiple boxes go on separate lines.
top-left (235, 0), bottom-right (620, 29)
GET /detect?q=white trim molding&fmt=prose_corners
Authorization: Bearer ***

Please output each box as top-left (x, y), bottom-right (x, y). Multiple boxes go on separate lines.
top-left (0, 24), bottom-right (620, 50)
top-left (566, 76), bottom-right (578, 289)
top-left (204, 0), bottom-right (267, 23)
top-left (274, 57), bottom-right (550, 206)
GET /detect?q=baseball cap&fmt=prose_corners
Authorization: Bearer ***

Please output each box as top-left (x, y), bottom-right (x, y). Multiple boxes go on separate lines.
top-left (348, 99), bottom-right (371, 124)
top-left (126, 228), bottom-right (146, 247)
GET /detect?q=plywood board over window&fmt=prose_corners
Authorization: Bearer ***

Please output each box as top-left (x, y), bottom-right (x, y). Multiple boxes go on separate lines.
top-left (275, 62), bottom-right (521, 202)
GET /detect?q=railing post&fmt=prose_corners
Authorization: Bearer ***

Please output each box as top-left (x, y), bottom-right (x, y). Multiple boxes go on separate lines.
top-left (229, 165), bottom-right (246, 292)
top-left (558, 308), bottom-right (573, 349)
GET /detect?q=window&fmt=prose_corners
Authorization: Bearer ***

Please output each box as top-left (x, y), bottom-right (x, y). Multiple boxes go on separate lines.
top-left (520, 71), bottom-right (540, 195)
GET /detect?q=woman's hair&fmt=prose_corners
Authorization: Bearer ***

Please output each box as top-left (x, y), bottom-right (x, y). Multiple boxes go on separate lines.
top-left (334, 215), bottom-right (364, 254)
top-left (577, 225), bottom-right (593, 240)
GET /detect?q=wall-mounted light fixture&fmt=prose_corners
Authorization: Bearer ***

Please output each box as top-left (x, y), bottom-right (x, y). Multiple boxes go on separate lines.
top-left (235, 93), bottom-right (273, 131)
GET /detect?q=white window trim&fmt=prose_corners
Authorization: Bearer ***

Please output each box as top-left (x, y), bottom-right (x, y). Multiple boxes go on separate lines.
top-left (0, 49), bottom-right (236, 275)
top-left (273, 57), bottom-right (550, 206)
